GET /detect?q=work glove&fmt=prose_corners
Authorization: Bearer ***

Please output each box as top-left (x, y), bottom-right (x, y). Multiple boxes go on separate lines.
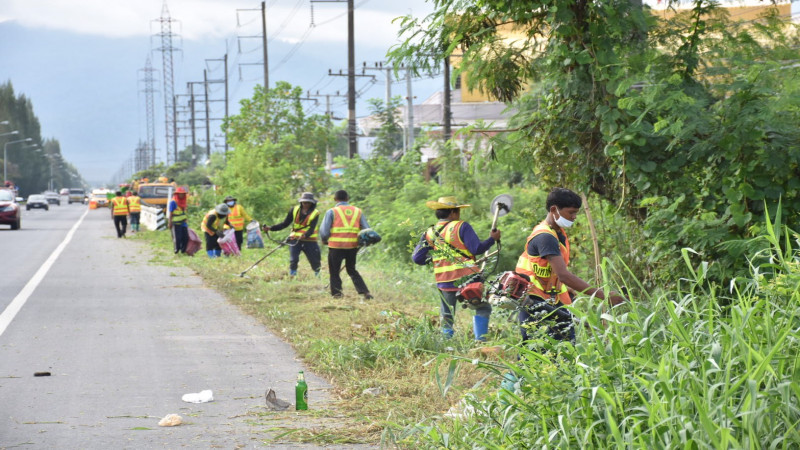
top-left (216, 229), bottom-right (224, 238)
top-left (262, 225), bottom-right (271, 232)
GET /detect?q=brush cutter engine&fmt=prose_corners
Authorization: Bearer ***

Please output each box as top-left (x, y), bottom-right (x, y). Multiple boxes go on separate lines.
top-left (456, 274), bottom-right (487, 309)
top-left (485, 271), bottom-right (531, 310)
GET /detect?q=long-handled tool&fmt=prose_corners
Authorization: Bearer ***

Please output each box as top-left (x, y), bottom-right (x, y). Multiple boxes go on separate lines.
top-left (237, 238), bottom-right (292, 277)
top-left (481, 194), bottom-right (513, 271)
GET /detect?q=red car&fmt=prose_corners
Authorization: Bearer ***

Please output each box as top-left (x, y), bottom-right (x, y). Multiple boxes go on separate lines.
top-left (0, 188), bottom-right (21, 230)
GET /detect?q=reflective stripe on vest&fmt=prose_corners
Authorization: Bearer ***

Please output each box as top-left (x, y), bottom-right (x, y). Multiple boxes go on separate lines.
top-left (228, 204), bottom-right (246, 230)
top-left (515, 221), bottom-right (571, 305)
top-left (328, 205), bottom-right (361, 248)
top-left (425, 220), bottom-right (476, 283)
top-left (112, 197), bottom-right (129, 216)
top-left (200, 209), bottom-right (223, 236)
top-left (127, 196), bottom-right (141, 213)
top-left (171, 203), bottom-right (187, 223)
top-left (290, 205), bottom-right (319, 241)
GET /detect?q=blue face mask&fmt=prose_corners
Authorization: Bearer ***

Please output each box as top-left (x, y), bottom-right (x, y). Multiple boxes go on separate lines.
top-left (226, 201), bottom-right (235, 207)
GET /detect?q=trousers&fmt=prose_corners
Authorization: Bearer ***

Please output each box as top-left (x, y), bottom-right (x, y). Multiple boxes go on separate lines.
top-left (327, 247), bottom-right (369, 296)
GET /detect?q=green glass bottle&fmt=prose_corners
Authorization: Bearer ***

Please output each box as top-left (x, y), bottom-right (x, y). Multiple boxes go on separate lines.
top-left (295, 371), bottom-right (308, 410)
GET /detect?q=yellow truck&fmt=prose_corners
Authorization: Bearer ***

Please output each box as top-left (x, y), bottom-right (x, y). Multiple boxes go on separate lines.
top-left (137, 181), bottom-right (178, 208)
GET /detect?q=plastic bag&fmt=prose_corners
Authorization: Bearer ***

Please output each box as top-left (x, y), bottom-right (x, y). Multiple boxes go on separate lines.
top-left (186, 228), bottom-right (202, 256)
top-left (219, 229), bottom-right (241, 256)
top-left (246, 222), bottom-right (264, 249)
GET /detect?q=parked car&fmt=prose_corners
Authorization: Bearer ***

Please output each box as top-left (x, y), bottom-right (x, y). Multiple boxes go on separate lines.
top-left (27, 194), bottom-right (49, 211)
top-left (68, 188), bottom-right (85, 204)
top-left (0, 188), bottom-right (21, 230)
top-left (43, 191), bottom-right (60, 206)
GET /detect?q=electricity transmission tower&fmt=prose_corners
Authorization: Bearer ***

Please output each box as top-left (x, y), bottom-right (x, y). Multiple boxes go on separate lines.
top-left (153, 0), bottom-right (180, 165)
top-left (139, 56), bottom-right (158, 168)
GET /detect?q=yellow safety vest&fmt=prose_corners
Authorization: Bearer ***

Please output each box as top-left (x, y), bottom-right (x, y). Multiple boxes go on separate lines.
top-left (425, 220), bottom-right (476, 283)
top-left (290, 205), bottom-right (320, 241)
top-left (328, 205), bottom-right (361, 249)
top-left (227, 204), bottom-right (249, 231)
top-left (171, 203), bottom-right (187, 223)
top-left (127, 195), bottom-right (141, 213)
top-left (515, 221), bottom-right (571, 305)
top-left (111, 197), bottom-right (129, 216)
top-left (201, 209), bottom-right (225, 236)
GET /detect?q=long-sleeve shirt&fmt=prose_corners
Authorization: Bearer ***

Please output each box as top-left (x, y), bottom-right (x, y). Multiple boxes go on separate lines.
top-left (269, 206), bottom-right (320, 241)
top-left (411, 220), bottom-right (495, 290)
top-left (319, 201), bottom-right (370, 244)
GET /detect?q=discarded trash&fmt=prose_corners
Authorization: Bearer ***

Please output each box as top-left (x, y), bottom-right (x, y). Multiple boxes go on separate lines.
top-left (33, 372), bottom-right (51, 377)
top-left (361, 387), bottom-right (384, 397)
top-left (158, 414), bottom-right (182, 427)
top-left (295, 371), bottom-right (308, 410)
top-left (265, 388), bottom-right (291, 410)
top-left (181, 390), bottom-right (214, 403)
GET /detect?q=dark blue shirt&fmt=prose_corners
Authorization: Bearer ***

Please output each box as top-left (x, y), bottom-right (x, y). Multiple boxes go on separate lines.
top-left (411, 221), bottom-right (495, 290)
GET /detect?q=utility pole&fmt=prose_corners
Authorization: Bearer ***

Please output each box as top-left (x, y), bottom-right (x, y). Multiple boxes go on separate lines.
top-left (406, 67), bottom-right (415, 151)
top-left (204, 69), bottom-right (211, 160)
top-left (309, 90), bottom-right (347, 168)
top-left (261, 1), bottom-right (269, 90)
top-left (206, 55), bottom-right (230, 156)
top-left (362, 62), bottom-right (392, 106)
top-left (443, 56), bottom-right (452, 142)
top-left (138, 56), bottom-right (158, 168)
top-left (312, 0), bottom-right (356, 158)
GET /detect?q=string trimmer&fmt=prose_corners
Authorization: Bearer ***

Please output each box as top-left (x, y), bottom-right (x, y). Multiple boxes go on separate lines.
top-left (237, 234), bottom-right (295, 278)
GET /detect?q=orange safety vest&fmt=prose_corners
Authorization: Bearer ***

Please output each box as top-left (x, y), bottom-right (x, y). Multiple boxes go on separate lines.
top-left (111, 197), bottom-right (129, 216)
top-left (227, 204), bottom-right (248, 231)
top-left (515, 221), bottom-right (571, 305)
top-left (328, 205), bottom-right (361, 249)
top-left (290, 205), bottom-right (320, 241)
top-left (425, 220), bottom-right (476, 283)
top-left (127, 195), bottom-right (141, 213)
top-left (201, 209), bottom-right (225, 236)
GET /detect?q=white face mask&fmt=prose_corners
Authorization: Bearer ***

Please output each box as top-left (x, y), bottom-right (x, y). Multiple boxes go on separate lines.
top-left (226, 201), bottom-right (235, 207)
top-left (554, 209), bottom-right (574, 228)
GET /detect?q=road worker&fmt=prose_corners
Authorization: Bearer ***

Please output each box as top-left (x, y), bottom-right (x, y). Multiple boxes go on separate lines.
top-left (263, 192), bottom-right (321, 277)
top-left (110, 191), bottom-right (129, 238)
top-left (168, 187), bottom-right (189, 254)
top-left (319, 190), bottom-right (372, 299)
top-left (201, 203), bottom-right (232, 258)
top-left (412, 196), bottom-right (501, 340)
top-left (127, 190), bottom-right (142, 233)
top-left (223, 195), bottom-right (252, 251)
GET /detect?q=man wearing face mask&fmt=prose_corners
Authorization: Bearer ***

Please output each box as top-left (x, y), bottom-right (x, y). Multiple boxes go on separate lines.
top-left (516, 187), bottom-right (625, 343)
top-left (223, 195), bottom-right (252, 251)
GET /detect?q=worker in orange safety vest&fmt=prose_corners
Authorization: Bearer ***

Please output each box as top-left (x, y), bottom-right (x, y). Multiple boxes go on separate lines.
top-left (223, 195), bottom-right (252, 251)
top-left (515, 187), bottom-right (625, 343)
top-left (127, 191), bottom-right (142, 233)
top-left (263, 192), bottom-right (321, 277)
top-left (319, 190), bottom-right (372, 299)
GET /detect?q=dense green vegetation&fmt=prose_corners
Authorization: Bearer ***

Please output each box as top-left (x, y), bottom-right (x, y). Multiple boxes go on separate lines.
top-left (0, 82), bottom-right (85, 195)
top-left (133, 0), bottom-right (800, 447)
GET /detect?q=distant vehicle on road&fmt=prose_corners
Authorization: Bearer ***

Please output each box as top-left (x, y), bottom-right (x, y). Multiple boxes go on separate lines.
top-left (27, 194), bottom-right (49, 211)
top-left (68, 188), bottom-right (85, 204)
top-left (89, 189), bottom-right (111, 208)
top-left (43, 191), bottom-right (61, 206)
top-left (0, 188), bottom-right (22, 229)
top-left (137, 181), bottom-right (177, 208)
top-left (59, 188), bottom-right (69, 196)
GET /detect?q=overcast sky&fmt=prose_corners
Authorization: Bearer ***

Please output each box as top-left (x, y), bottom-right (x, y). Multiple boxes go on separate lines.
top-left (0, 0), bottom-right (439, 185)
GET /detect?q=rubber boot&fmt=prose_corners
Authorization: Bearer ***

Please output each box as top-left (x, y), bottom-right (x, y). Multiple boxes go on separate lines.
top-left (207, 250), bottom-right (217, 258)
top-left (473, 315), bottom-right (489, 341)
top-left (214, 249), bottom-right (222, 257)
top-left (442, 328), bottom-right (454, 339)
top-left (289, 270), bottom-right (297, 276)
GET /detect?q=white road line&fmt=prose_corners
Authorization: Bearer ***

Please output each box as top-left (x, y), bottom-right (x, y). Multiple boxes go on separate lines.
top-left (0, 208), bottom-right (89, 337)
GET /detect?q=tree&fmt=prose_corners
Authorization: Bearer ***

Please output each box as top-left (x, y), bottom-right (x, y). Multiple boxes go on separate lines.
top-left (218, 81), bottom-right (334, 220)
top-left (366, 96), bottom-right (405, 158)
top-left (389, 1), bottom-right (800, 280)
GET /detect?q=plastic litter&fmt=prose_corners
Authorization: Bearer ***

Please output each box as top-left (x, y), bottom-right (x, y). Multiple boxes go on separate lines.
top-left (186, 228), bottom-right (202, 256)
top-left (265, 388), bottom-right (291, 410)
top-left (219, 229), bottom-right (241, 256)
top-left (361, 387), bottom-right (385, 396)
top-left (181, 389), bottom-right (214, 403)
top-left (247, 222), bottom-right (265, 249)
top-left (158, 414), bottom-right (183, 427)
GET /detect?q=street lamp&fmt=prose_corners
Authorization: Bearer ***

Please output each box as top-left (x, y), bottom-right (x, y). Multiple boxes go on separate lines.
top-left (0, 130), bottom-right (19, 138)
top-left (3, 137), bottom-right (33, 183)
top-left (0, 121), bottom-right (9, 126)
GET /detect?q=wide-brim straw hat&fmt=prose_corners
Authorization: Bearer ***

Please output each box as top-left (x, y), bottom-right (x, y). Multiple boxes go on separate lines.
top-left (425, 196), bottom-right (471, 210)
top-left (298, 192), bottom-right (317, 204)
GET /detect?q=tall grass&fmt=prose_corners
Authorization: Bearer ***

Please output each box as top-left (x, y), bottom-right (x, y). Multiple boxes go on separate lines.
top-left (392, 216), bottom-right (800, 448)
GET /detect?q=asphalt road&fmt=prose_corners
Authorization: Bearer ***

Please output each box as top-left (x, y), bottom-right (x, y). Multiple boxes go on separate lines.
top-left (0, 203), bottom-right (345, 448)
